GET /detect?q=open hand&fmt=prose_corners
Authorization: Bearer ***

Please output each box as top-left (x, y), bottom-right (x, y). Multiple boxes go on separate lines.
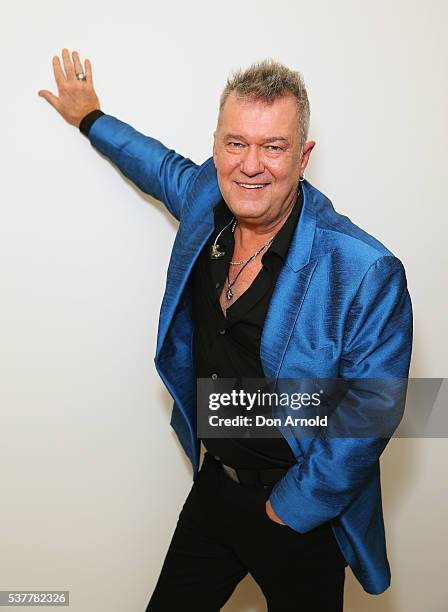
top-left (38, 48), bottom-right (101, 127)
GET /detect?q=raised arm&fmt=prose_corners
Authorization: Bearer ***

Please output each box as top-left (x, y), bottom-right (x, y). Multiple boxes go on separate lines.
top-left (38, 49), bottom-right (199, 221)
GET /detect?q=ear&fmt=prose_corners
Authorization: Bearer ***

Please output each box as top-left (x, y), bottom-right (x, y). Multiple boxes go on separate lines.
top-left (300, 140), bottom-right (316, 175)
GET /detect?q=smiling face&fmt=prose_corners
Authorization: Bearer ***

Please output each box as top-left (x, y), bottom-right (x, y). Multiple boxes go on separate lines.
top-left (213, 92), bottom-right (314, 229)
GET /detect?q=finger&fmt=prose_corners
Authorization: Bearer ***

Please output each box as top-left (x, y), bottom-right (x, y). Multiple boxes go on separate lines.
top-left (72, 50), bottom-right (84, 78)
top-left (38, 90), bottom-right (60, 110)
top-left (62, 48), bottom-right (75, 80)
top-left (84, 58), bottom-right (93, 83)
top-left (52, 55), bottom-right (66, 88)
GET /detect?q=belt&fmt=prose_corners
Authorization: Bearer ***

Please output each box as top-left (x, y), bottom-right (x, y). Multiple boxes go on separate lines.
top-left (211, 454), bottom-right (290, 488)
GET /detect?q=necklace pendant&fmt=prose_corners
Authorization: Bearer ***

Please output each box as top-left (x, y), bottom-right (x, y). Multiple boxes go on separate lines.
top-left (210, 244), bottom-right (225, 259)
top-left (226, 287), bottom-right (234, 301)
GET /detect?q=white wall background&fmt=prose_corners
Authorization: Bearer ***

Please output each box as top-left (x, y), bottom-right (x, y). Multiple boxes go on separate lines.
top-left (1, 0), bottom-right (447, 610)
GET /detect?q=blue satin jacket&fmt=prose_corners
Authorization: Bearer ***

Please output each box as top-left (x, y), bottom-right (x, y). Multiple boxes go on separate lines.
top-left (87, 114), bottom-right (413, 595)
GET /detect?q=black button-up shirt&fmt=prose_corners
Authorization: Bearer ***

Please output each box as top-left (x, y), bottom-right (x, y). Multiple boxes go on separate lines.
top-left (192, 191), bottom-right (303, 469)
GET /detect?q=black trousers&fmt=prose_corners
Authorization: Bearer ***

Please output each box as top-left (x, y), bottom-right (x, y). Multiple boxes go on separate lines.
top-left (146, 453), bottom-right (347, 612)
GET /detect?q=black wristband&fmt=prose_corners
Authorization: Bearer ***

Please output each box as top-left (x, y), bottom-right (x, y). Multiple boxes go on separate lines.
top-left (79, 109), bottom-right (105, 137)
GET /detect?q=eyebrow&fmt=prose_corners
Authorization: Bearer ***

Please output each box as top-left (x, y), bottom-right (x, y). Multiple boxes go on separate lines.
top-left (223, 133), bottom-right (290, 144)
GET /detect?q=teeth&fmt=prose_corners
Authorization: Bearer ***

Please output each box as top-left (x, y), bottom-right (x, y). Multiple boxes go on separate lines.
top-left (238, 183), bottom-right (266, 189)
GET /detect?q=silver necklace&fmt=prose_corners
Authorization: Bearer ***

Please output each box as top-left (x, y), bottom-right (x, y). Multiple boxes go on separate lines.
top-left (225, 223), bottom-right (277, 301)
top-left (229, 222), bottom-right (276, 265)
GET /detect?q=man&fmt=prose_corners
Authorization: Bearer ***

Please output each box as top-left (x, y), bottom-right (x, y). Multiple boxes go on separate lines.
top-left (39, 50), bottom-right (413, 611)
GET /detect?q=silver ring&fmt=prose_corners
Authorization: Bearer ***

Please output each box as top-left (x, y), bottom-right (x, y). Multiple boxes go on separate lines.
top-left (76, 72), bottom-right (87, 81)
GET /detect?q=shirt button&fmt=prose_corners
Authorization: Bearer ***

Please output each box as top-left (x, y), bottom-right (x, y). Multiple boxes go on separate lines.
top-left (211, 373), bottom-right (218, 380)
top-left (218, 328), bottom-right (226, 335)
top-left (215, 282), bottom-right (221, 289)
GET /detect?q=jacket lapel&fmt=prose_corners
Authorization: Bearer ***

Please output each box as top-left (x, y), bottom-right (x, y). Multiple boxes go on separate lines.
top-left (155, 160), bottom-right (221, 357)
top-left (260, 180), bottom-right (318, 379)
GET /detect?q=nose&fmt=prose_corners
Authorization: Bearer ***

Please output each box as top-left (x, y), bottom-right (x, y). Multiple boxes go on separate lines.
top-left (240, 144), bottom-right (264, 176)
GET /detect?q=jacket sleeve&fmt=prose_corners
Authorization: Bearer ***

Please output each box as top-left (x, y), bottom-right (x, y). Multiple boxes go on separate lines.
top-left (269, 255), bottom-right (413, 532)
top-left (87, 114), bottom-right (200, 221)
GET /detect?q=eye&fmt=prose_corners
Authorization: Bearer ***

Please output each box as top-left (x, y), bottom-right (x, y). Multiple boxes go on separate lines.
top-left (229, 142), bottom-right (244, 148)
top-left (266, 145), bottom-right (282, 152)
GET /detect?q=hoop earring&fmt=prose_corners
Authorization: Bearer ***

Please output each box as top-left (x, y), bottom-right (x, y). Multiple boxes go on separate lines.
top-left (299, 175), bottom-right (305, 182)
